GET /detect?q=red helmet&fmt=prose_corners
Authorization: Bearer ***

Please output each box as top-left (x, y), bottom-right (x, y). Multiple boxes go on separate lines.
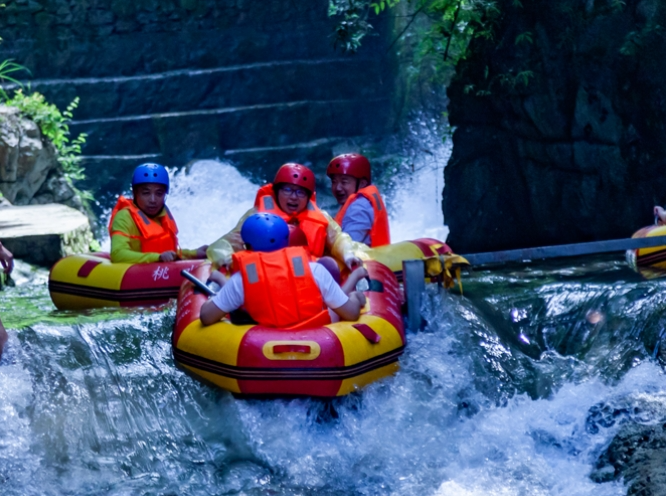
top-left (274, 163), bottom-right (316, 194)
top-left (326, 153), bottom-right (371, 183)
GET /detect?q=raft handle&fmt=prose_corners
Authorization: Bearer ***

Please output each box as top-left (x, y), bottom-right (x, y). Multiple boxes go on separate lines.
top-left (77, 260), bottom-right (102, 278)
top-left (273, 344), bottom-right (311, 354)
top-left (353, 324), bottom-right (381, 344)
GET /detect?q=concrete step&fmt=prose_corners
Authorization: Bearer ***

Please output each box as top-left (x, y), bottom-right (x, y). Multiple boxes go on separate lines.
top-left (70, 98), bottom-right (391, 157)
top-left (27, 58), bottom-right (390, 120)
top-left (0, 204), bottom-right (94, 266)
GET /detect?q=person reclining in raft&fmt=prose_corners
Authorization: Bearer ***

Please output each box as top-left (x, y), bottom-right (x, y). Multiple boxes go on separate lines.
top-left (327, 153), bottom-right (390, 247)
top-left (200, 213), bottom-right (367, 327)
top-left (108, 163), bottom-right (208, 264)
top-left (206, 163), bottom-right (361, 270)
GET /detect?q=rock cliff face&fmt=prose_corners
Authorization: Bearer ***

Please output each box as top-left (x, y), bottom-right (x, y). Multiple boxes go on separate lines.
top-left (443, 0), bottom-right (666, 253)
top-left (0, 105), bottom-right (86, 213)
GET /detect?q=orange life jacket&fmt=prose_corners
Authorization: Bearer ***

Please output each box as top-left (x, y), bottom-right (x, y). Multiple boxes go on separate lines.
top-left (108, 196), bottom-right (179, 254)
top-left (232, 246), bottom-right (331, 329)
top-left (254, 184), bottom-right (329, 257)
top-left (334, 184), bottom-right (390, 247)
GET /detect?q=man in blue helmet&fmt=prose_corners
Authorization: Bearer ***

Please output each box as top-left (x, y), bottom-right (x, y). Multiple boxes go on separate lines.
top-left (200, 213), bottom-right (367, 327)
top-left (108, 163), bottom-right (208, 264)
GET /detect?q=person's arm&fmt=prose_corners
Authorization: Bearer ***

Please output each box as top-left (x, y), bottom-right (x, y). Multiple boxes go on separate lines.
top-left (200, 299), bottom-right (228, 326)
top-left (340, 197), bottom-right (374, 245)
top-left (206, 207), bottom-right (257, 267)
top-left (322, 211), bottom-right (364, 270)
top-left (0, 241), bottom-right (13, 274)
top-left (311, 263), bottom-right (367, 321)
top-left (655, 206), bottom-right (666, 224)
top-left (109, 210), bottom-right (161, 264)
top-left (332, 291), bottom-right (367, 321)
top-left (340, 266), bottom-right (368, 295)
top-left (179, 245), bottom-right (209, 260)
top-left (199, 273), bottom-right (243, 326)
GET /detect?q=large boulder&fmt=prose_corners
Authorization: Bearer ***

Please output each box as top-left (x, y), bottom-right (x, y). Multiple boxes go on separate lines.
top-left (443, 0), bottom-right (666, 253)
top-left (0, 105), bottom-right (58, 204)
top-left (0, 104), bottom-right (91, 221)
top-left (0, 204), bottom-right (94, 266)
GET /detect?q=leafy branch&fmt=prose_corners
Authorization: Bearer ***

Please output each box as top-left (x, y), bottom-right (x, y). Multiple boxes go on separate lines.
top-left (5, 90), bottom-right (88, 186)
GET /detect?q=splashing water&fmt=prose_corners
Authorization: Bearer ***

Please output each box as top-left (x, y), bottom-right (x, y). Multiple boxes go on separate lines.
top-left (3, 146), bottom-right (666, 494)
top-left (166, 160), bottom-right (259, 249)
top-left (388, 131), bottom-right (451, 243)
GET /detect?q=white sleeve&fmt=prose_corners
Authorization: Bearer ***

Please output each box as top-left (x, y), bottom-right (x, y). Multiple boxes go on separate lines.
top-left (310, 262), bottom-right (349, 310)
top-left (210, 272), bottom-right (245, 313)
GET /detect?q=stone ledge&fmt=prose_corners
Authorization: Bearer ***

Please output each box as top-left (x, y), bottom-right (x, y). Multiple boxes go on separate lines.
top-left (0, 204), bottom-right (93, 266)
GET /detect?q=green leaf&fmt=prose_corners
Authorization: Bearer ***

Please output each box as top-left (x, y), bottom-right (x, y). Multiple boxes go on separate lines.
top-left (515, 31), bottom-right (533, 45)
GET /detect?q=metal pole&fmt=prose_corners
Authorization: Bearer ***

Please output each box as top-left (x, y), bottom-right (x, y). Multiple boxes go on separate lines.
top-left (462, 235), bottom-right (666, 266)
top-left (403, 260), bottom-right (425, 332)
top-left (181, 270), bottom-right (215, 297)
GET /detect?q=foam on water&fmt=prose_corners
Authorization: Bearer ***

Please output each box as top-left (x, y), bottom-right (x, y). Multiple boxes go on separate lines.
top-left (223, 289), bottom-right (639, 495)
top-left (166, 160), bottom-right (259, 249)
top-left (387, 139), bottom-right (451, 243)
top-left (4, 141), bottom-right (663, 494)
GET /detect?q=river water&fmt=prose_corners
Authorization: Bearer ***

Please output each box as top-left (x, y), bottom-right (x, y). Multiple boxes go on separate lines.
top-left (1, 147), bottom-right (663, 495)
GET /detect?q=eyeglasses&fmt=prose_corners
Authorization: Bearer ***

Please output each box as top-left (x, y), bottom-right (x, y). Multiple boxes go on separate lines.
top-left (279, 186), bottom-right (308, 199)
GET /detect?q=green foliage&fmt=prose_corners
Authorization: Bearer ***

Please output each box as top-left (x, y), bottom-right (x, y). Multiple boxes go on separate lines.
top-left (0, 59), bottom-right (29, 100)
top-left (371, 0), bottom-right (401, 15)
top-left (620, 23), bottom-right (663, 57)
top-left (514, 31), bottom-right (533, 45)
top-left (328, 0), bottom-right (501, 71)
top-left (5, 90), bottom-right (88, 185)
top-left (328, 0), bottom-right (375, 52)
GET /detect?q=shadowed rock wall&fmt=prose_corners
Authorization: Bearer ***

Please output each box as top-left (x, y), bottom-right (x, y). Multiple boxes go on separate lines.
top-left (443, 0), bottom-right (666, 253)
top-left (0, 0), bottom-right (397, 195)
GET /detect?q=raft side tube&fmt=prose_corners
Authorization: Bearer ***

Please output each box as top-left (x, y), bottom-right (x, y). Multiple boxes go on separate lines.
top-left (172, 260), bottom-right (405, 397)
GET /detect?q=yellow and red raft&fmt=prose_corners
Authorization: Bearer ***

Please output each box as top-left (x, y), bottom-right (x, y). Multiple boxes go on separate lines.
top-left (627, 225), bottom-right (666, 279)
top-left (172, 260), bottom-right (406, 397)
top-left (49, 252), bottom-right (205, 310)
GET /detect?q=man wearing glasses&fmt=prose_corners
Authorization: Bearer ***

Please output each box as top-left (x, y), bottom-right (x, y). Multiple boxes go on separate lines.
top-left (207, 163), bottom-right (361, 270)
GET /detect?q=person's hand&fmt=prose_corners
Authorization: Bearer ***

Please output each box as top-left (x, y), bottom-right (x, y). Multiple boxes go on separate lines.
top-left (206, 270), bottom-right (227, 287)
top-left (159, 250), bottom-right (178, 262)
top-left (0, 242), bottom-right (13, 275)
top-left (351, 266), bottom-right (368, 279)
top-left (343, 254), bottom-right (362, 271)
top-left (350, 290), bottom-right (367, 308)
top-left (348, 266), bottom-right (368, 287)
top-left (195, 245), bottom-right (209, 259)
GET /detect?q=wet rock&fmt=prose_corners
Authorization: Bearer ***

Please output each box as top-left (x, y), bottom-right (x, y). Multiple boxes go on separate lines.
top-left (0, 105), bottom-right (93, 224)
top-left (444, 0), bottom-right (666, 253)
top-left (0, 204), bottom-right (94, 266)
top-left (0, 106), bottom-right (58, 205)
top-left (592, 423), bottom-right (666, 495)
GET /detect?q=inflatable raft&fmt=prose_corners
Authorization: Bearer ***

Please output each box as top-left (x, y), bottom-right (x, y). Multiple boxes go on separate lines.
top-left (48, 238), bottom-right (464, 311)
top-left (49, 253), bottom-right (204, 310)
top-left (626, 225), bottom-right (666, 279)
top-left (363, 238), bottom-right (457, 281)
top-left (172, 260), bottom-right (405, 397)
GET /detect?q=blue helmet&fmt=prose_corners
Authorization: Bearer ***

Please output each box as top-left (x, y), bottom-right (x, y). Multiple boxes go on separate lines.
top-left (241, 213), bottom-right (289, 252)
top-left (132, 163), bottom-right (170, 192)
